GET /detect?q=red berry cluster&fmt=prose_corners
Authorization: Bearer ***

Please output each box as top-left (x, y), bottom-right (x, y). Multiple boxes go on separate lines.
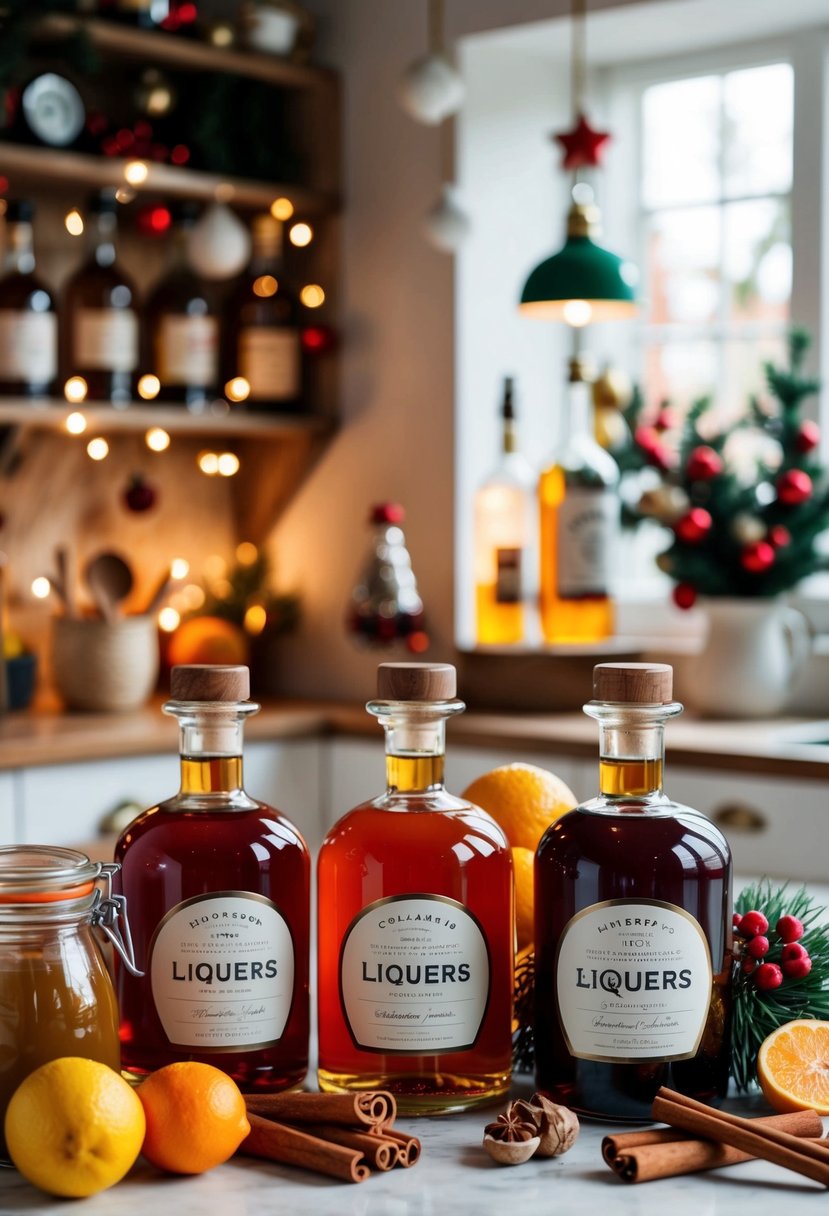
top-left (734, 909), bottom-right (811, 990)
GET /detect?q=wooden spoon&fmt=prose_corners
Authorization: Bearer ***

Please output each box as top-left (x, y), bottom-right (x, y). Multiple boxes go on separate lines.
top-left (85, 552), bottom-right (134, 622)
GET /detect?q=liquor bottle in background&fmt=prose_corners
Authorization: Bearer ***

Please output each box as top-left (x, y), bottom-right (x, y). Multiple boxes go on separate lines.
top-left (538, 356), bottom-right (620, 643)
top-left (0, 200), bottom-right (57, 398)
top-left (62, 193), bottom-right (138, 405)
top-left (347, 503), bottom-right (427, 649)
top-left (225, 213), bottom-right (301, 411)
top-left (473, 376), bottom-right (535, 645)
top-left (534, 662), bottom-right (732, 1120)
top-left (317, 662), bottom-right (514, 1113)
top-left (145, 203), bottom-right (218, 410)
top-left (96, 0), bottom-right (170, 28)
top-left (115, 664), bottom-right (310, 1091)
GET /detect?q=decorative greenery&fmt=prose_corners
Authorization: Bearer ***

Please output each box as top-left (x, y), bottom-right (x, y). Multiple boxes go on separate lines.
top-left (732, 880), bottom-right (829, 1092)
top-left (512, 948), bottom-right (535, 1074)
top-left (199, 550), bottom-right (300, 637)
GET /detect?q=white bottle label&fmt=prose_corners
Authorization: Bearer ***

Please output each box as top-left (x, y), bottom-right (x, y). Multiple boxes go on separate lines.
top-left (0, 310), bottom-right (56, 383)
top-left (157, 315), bottom-right (218, 386)
top-left (556, 487), bottom-right (617, 597)
top-left (149, 891), bottom-right (295, 1052)
top-left (239, 327), bottom-right (300, 400)
top-left (76, 308), bottom-right (138, 372)
top-left (340, 894), bottom-right (490, 1054)
top-left (556, 899), bottom-right (713, 1063)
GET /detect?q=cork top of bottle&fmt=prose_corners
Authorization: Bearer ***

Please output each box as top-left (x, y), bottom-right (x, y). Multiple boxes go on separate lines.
top-left (593, 662), bottom-right (673, 705)
top-left (377, 662), bottom-right (456, 701)
top-left (170, 665), bottom-right (250, 702)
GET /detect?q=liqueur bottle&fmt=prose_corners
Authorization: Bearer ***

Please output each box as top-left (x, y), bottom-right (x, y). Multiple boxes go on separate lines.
top-left (317, 662), bottom-right (513, 1113)
top-left (473, 376), bottom-right (535, 645)
top-left (534, 663), bottom-right (732, 1120)
top-left (62, 194), bottom-right (138, 405)
top-left (0, 200), bottom-right (57, 398)
top-left (145, 203), bottom-right (218, 410)
top-left (538, 356), bottom-right (619, 643)
top-left (115, 664), bottom-right (310, 1091)
top-left (347, 503), bottom-right (426, 647)
top-left (225, 213), bottom-right (301, 411)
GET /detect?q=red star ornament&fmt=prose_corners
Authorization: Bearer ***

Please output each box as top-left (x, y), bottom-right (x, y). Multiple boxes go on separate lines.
top-left (554, 113), bottom-right (611, 171)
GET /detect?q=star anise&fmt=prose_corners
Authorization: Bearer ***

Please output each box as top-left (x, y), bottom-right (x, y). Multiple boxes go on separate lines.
top-left (484, 1104), bottom-right (539, 1143)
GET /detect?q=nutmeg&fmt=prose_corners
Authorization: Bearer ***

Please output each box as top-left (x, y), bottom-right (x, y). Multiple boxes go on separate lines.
top-left (526, 1093), bottom-right (580, 1157)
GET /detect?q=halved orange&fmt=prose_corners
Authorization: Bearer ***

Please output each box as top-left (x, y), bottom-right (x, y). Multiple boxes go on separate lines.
top-left (757, 1019), bottom-right (829, 1114)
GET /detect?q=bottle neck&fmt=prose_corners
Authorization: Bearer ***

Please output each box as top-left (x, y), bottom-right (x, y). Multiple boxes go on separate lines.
top-left (584, 702), bottom-right (683, 799)
top-left (164, 701), bottom-right (258, 797)
top-left (502, 416), bottom-right (517, 455)
top-left (4, 222), bottom-right (35, 276)
top-left (561, 377), bottom-right (592, 447)
top-left (88, 212), bottom-right (117, 268)
top-left (368, 700), bottom-right (465, 794)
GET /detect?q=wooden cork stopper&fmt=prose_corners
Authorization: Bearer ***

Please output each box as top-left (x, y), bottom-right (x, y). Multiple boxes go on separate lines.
top-left (593, 662), bottom-right (673, 705)
top-left (377, 662), bottom-right (456, 701)
top-left (170, 665), bottom-right (250, 702)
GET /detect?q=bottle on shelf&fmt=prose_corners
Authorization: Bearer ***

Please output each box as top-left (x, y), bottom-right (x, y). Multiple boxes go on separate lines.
top-left (534, 662), bottom-right (732, 1120)
top-left (61, 193), bottom-right (139, 406)
top-left (114, 664), bottom-right (310, 1091)
top-left (95, 0), bottom-right (171, 29)
top-left (538, 355), bottom-right (620, 643)
top-left (347, 503), bottom-right (427, 649)
top-left (473, 376), bottom-right (535, 645)
top-left (224, 213), bottom-right (302, 412)
top-left (0, 200), bottom-right (57, 399)
top-left (317, 661), bottom-right (514, 1114)
top-left (145, 202), bottom-right (219, 411)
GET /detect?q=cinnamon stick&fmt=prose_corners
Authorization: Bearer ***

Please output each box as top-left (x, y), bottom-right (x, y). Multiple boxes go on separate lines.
top-left (306, 1125), bottom-right (398, 1171)
top-left (378, 1127), bottom-right (422, 1167)
top-left (604, 1110), bottom-right (824, 1183)
top-left (244, 1091), bottom-right (395, 1130)
top-left (239, 1113), bottom-right (370, 1183)
top-left (652, 1088), bottom-right (829, 1188)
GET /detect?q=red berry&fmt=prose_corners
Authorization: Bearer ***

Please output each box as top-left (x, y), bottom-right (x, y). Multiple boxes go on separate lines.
top-left (795, 419), bottom-right (820, 453)
top-left (741, 540), bottom-right (775, 573)
top-left (769, 525), bottom-right (791, 548)
top-left (781, 942), bottom-right (808, 964)
top-left (686, 445), bottom-right (724, 481)
top-left (754, 962), bottom-right (783, 990)
top-left (776, 914), bottom-right (804, 943)
top-left (740, 957), bottom-right (756, 974)
top-left (739, 910), bottom-right (769, 937)
top-left (777, 468), bottom-right (813, 505)
top-left (733, 912), bottom-right (743, 930)
top-left (675, 508), bottom-right (713, 545)
top-left (672, 582), bottom-right (697, 611)
top-left (655, 407), bottom-right (679, 432)
top-left (782, 954), bottom-right (813, 980)
top-left (745, 935), bottom-right (770, 959)
top-left (634, 424), bottom-right (660, 454)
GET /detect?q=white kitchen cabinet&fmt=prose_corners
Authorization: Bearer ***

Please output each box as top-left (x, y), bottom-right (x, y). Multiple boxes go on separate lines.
top-left (0, 773), bottom-right (17, 841)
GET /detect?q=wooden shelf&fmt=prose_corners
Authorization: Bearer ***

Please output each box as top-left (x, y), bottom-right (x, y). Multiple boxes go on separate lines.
top-left (0, 400), bottom-right (334, 440)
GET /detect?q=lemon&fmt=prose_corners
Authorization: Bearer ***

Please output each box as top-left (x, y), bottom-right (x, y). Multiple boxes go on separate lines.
top-left (462, 763), bottom-right (577, 851)
top-left (5, 1057), bottom-right (146, 1198)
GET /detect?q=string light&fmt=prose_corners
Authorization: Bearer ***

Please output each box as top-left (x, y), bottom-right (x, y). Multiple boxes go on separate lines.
top-left (289, 222), bottom-right (313, 247)
top-left (87, 437), bottom-right (109, 461)
top-left (158, 607), bottom-right (181, 632)
top-left (300, 284), bottom-right (325, 308)
top-left (204, 555), bottom-right (226, 581)
top-left (65, 209), bottom-right (84, 236)
top-left (253, 275), bottom-right (277, 298)
top-left (64, 412), bottom-right (87, 435)
top-left (244, 604), bottom-right (268, 635)
top-left (198, 450), bottom-right (219, 475)
top-left (145, 427), bottom-right (170, 452)
top-left (181, 583), bottom-right (205, 610)
top-left (124, 160), bottom-right (149, 186)
top-left (31, 577), bottom-right (51, 600)
top-left (236, 542), bottom-right (258, 565)
top-left (270, 197), bottom-right (294, 221)
top-left (224, 377), bottom-right (250, 403)
top-left (138, 374), bottom-right (161, 400)
top-left (171, 557), bottom-right (190, 580)
top-left (217, 452), bottom-right (240, 477)
top-left (64, 376), bottom-right (87, 403)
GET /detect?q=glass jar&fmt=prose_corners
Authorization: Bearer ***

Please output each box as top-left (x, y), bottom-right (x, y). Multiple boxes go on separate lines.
top-left (0, 846), bottom-right (140, 1161)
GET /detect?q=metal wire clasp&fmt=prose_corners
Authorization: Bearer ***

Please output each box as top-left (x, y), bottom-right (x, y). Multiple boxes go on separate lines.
top-left (91, 862), bottom-right (143, 977)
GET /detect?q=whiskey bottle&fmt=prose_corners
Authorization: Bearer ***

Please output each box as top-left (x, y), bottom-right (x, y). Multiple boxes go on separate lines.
top-left (114, 664), bottom-right (310, 1090)
top-left (534, 662), bottom-right (732, 1120)
top-left (145, 203), bottom-right (218, 410)
top-left (538, 356), bottom-right (619, 642)
top-left (62, 193), bottom-right (138, 405)
top-left (473, 376), bottom-right (535, 645)
top-left (225, 213), bottom-right (301, 411)
top-left (0, 201), bottom-right (57, 398)
top-left (317, 662), bottom-right (514, 1113)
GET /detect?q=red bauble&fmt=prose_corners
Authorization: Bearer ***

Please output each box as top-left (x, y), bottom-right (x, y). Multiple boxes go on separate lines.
top-left (634, 424), bottom-right (659, 454)
top-left (123, 473), bottom-right (158, 513)
top-left (686, 445), bottom-right (723, 481)
top-left (672, 582), bottom-right (697, 611)
top-left (769, 525), bottom-right (791, 548)
top-left (740, 540), bottom-right (775, 573)
top-left (777, 468), bottom-right (813, 505)
top-left (553, 113), bottom-right (611, 170)
top-left (674, 507), bottom-right (712, 544)
top-left (795, 419), bottom-right (820, 453)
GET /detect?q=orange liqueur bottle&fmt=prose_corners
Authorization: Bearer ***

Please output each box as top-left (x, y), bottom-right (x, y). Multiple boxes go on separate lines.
top-left (317, 662), bottom-right (514, 1113)
top-left (535, 663), bottom-right (732, 1120)
top-left (115, 664), bottom-right (309, 1091)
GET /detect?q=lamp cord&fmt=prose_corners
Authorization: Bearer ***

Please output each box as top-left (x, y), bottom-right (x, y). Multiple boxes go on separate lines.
top-left (571, 0), bottom-right (587, 119)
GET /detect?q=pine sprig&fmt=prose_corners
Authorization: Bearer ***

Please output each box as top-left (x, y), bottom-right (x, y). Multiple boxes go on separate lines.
top-left (731, 880), bottom-right (829, 1091)
top-left (512, 948), bottom-right (535, 1074)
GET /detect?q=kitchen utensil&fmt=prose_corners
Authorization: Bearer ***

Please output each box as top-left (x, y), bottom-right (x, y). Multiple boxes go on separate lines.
top-left (142, 565), bottom-right (174, 618)
top-left (84, 553), bottom-right (134, 623)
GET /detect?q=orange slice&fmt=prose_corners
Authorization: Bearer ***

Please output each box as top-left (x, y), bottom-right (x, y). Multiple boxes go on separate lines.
top-left (757, 1019), bottom-right (829, 1114)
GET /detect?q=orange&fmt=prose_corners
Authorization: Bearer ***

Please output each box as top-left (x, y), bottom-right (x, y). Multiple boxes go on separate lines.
top-left (168, 616), bottom-right (250, 667)
top-left (462, 763), bottom-right (577, 851)
top-left (512, 846), bottom-right (535, 950)
top-left (4, 1057), bottom-right (145, 1198)
top-left (757, 1019), bottom-right (829, 1114)
top-left (137, 1061), bottom-right (250, 1175)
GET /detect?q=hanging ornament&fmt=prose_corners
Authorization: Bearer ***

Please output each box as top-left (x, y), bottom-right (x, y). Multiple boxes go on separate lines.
top-left (347, 503), bottom-right (428, 651)
top-left (672, 582), bottom-right (697, 611)
top-left (422, 182), bottom-right (470, 252)
top-left (769, 525), bottom-right (791, 548)
top-left (776, 468), bottom-right (813, 506)
top-left (731, 513), bottom-right (766, 545)
top-left (637, 484), bottom-right (688, 525)
top-left (654, 405), bottom-right (679, 432)
top-left (554, 112), bottom-right (610, 171)
top-left (674, 507), bottom-right (712, 544)
top-left (123, 473), bottom-right (158, 514)
top-left (398, 0), bottom-right (464, 126)
top-left (301, 324), bottom-right (337, 354)
top-left (187, 203), bottom-right (251, 280)
top-left (741, 540), bottom-right (775, 573)
top-left (795, 419), bottom-right (821, 453)
top-left (686, 444), bottom-right (724, 481)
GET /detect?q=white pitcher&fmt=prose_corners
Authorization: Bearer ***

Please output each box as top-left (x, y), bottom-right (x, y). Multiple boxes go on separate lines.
top-left (687, 598), bottom-right (811, 718)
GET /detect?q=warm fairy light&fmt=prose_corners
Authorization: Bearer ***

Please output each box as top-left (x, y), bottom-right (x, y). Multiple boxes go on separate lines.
top-left (31, 577), bottom-right (51, 600)
top-left (244, 604), bottom-right (268, 635)
top-left (158, 607), bottom-right (181, 632)
top-left (213, 578), bottom-right (233, 598)
top-left (138, 374), bottom-right (161, 400)
top-left (224, 377), bottom-right (250, 403)
top-left (115, 187), bottom-right (136, 205)
top-left (181, 583), bottom-right (205, 610)
top-left (300, 284), bottom-right (325, 308)
top-left (562, 299), bottom-right (593, 328)
top-left (124, 160), bottom-right (149, 186)
top-left (217, 452), bottom-right (240, 477)
top-left (253, 275), bottom-right (278, 298)
top-left (65, 411), bottom-right (87, 435)
top-left (270, 197), bottom-right (294, 221)
top-left (65, 209), bottom-right (84, 236)
top-left (171, 558), bottom-right (190, 580)
top-left (289, 222), bottom-right (313, 247)
top-left (64, 376), bottom-right (88, 403)
top-left (204, 554), bottom-right (226, 581)
top-left (198, 450), bottom-right (219, 475)
top-left (236, 541), bottom-right (258, 566)
top-left (87, 437), bottom-right (109, 461)
top-left (145, 427), bottom-right (170, 452)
